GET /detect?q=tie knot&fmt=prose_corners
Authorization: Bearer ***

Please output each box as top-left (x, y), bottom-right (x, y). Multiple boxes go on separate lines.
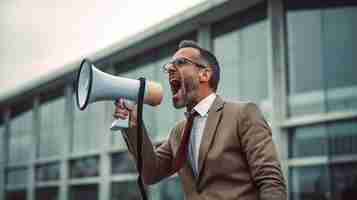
top-left (185, 109), bottom-right (198, 119)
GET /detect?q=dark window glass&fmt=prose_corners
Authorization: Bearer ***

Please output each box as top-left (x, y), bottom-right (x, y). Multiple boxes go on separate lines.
top-left (287, 4), bottom-right (357, 116)
top-left (36, 162), bottom-right (60, 182)
top-left (151, 177), bottom-right (184, 200)
top-left (111, 182), bottom-right (142, 200)
top-left (69, 185), bottom-right (98, 200)
top-left (6, 190), bottom-right (26, 200)
top-left (36, 187), bottom-right (59, 200)
top-left (70, 156), bottom-right (99, 178)
top-left (290, 166), bottom-right (329, 200)
top-left (290, 162), bottom-right (357, 200)
top-left (330, 162), bottom-right (357, 200)
top-left (289, 124), bottom-right (329, 158)
top-left (289, 120), bottom-right (357, 158)
top-left (111, 152), bottom-right (137, 174)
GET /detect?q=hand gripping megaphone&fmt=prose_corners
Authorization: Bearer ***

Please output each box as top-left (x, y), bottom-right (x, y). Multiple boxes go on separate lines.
top-left (75, 59), bottom-right (163, 130)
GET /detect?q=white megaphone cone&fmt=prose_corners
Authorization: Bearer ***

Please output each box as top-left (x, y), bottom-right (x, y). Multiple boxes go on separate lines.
top-left (75, 59), bottom-right (163, 130)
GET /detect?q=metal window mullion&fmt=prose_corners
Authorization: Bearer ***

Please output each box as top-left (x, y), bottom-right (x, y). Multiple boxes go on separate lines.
top-left (280, 110), bottom-right (357, 128)
top-left (267, 0), bottom-right (289, 187)
top-left (0, 108), bottom-right (11, 200)
top-left (28, 97), bottom-right (40, 200)
top-left (59, 85), bottom-right (74, 200)
top-left (99, 63), bottom-right (114, 200)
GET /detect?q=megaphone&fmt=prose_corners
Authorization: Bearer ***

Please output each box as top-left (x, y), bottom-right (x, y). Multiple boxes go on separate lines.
top-left (75, 59), bottom-right (163, 130)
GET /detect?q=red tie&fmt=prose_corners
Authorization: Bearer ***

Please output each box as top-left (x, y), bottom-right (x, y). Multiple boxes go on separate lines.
top-left (174, 110), bottom-right (198, 171)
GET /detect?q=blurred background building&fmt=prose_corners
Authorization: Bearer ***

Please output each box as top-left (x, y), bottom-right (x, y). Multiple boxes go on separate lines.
top-left (1, 0), bottom-right (357, 199)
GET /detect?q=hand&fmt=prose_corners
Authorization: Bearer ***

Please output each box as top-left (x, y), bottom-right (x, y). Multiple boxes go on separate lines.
top-left (113, 98), bottom-right (138, 128)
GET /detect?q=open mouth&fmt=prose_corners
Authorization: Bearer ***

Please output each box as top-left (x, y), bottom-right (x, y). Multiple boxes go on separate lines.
top-left (170, 79), bottom-right (182, 95)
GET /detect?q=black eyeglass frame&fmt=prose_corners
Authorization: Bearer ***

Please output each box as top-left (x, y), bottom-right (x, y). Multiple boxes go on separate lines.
top-left (162, 57), bottom-right (208, 73)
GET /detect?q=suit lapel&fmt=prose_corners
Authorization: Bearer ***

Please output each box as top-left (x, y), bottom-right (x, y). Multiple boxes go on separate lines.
top-left (197, 96), bottom-right (224, 181)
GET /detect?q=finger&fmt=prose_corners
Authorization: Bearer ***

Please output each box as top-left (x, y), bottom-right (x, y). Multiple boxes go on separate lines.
top-left (114, 108), bottom-right (129, 116)
top-left (113, 111), bottom-right (129, 119)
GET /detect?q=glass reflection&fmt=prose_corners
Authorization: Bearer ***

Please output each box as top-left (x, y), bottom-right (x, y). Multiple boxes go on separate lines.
top-left (36, 187), bottom-right (58, 200)
top-left (290, 166), bottom-right (329, 200)
top-left (289, 120), bottom-right (357, 158)
top-left (70, 156), bottom-right (99, 178)
top-left (36, 163), bottom-right (60, 182)
top-left (111, 152), bottom-right (137, 174)
top-left (70, 185), bottom-right (98, 200)
top-left (287, 6), bottom-right (357, 116)
top-left (330, 162), bottom-right (357, 200)
top-left (111, 182), bottom-right (142, 200)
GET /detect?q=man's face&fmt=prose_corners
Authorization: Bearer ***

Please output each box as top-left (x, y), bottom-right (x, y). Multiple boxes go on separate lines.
top-left (166, 47), bottom-right (202, 109)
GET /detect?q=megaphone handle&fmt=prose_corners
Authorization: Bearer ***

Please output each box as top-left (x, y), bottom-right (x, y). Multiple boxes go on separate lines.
top-left (110, 99), bottom-right (135, 131)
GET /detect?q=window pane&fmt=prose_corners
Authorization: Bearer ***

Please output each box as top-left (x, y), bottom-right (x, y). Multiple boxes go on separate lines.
top-left (73, 101), bottom-right (105, 153)
top-left (111, 181), bottom-right (142, 200)
top-left (39, 97), bottom-right (65, 158)
top-left (213, 30), bottom-right (240, 99)
top-left (287, 5), bottom-right (357, 116)
top-left (36, 187), bottom-right (59, 200)
top-left (330, 162), bottom-right (357, 200)
top-left (111, 152), bottom-right (137, 174)
top-left (327, 120), bottom-right (357, 156)
top-left (289, 120), bottom-right (357, 158)
top-left (150, 177), bottom-right (184, 200)
top-left (9, 111), bottom-right (32, 164)
top-left (70, 185), bottom-right (98, 200)
top-left (70, 156), bottom-right (99, 178)
top-left (240, 20), bottom-right (269, 103)
top-left (35, 162), bottom-right (60, 182)
top-left (289, 124), bottom-right (328, 158)
top-left (213, 19), bottom-right (269, 104)
top-left (6, 168), bottom-right (27, 186)
top-left (323, 7), bottom-right (357, 112)
top-left (290, 166), bottom-right (329, 200)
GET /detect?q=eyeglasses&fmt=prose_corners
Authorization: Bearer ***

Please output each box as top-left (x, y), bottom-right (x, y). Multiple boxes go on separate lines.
top-left (162, 57), bottom-right (207, 73)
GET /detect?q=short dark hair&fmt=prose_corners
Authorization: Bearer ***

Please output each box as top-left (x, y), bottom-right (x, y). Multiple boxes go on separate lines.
top-left (178, 40), bottom-right (220, 92)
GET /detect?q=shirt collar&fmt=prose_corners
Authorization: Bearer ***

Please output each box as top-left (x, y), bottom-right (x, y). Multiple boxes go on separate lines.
top-left (193, 93), bottom-right (217, 117)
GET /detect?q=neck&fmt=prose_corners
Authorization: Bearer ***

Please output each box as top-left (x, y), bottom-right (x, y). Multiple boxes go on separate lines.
top-left (186, 89), bottom-right (213, 111)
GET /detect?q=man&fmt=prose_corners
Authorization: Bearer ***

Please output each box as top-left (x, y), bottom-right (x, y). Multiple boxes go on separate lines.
top-left (114, 40), bottom-right (287, 200)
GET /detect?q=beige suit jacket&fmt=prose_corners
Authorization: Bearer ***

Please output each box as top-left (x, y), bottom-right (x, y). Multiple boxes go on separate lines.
top-left (122, 96), bottom-right (287, 200)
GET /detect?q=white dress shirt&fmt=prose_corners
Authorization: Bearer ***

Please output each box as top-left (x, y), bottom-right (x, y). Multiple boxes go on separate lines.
top-left (188, 93), bottom-right (216, 177)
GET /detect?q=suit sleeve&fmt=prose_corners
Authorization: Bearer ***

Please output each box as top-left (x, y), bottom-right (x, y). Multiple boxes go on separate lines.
top-left (121, 124), bottom-right (178, 185)
top-left (238, 103), bottom-right (287, 200)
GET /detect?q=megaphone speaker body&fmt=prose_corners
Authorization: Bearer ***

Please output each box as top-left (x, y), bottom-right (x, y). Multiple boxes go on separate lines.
top-left (76, 59), bottom-right (163, 129)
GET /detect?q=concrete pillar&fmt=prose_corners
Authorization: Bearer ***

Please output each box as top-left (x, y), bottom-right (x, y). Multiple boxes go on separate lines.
top-left (267, 0), bottom-right (289, 190)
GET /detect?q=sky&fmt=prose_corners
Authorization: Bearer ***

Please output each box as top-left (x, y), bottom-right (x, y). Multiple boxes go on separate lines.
top-left (0, 0), bottom-right (206, 93)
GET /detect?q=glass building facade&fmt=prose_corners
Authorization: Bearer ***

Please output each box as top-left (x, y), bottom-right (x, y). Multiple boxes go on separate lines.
top-left (1, 0), bottom-right (356, 200)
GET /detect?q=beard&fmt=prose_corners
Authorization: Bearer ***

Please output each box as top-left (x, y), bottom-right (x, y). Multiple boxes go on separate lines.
top-left (172, 75), bottom-right (199, 109)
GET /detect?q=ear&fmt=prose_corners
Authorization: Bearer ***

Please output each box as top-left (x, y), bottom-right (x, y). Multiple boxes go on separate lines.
top-left (199, 68), bottom-right (212, 83)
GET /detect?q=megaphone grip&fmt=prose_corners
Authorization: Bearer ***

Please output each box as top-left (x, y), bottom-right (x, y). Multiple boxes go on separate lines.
top-left (110, 99), bottom-right (135, 131)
